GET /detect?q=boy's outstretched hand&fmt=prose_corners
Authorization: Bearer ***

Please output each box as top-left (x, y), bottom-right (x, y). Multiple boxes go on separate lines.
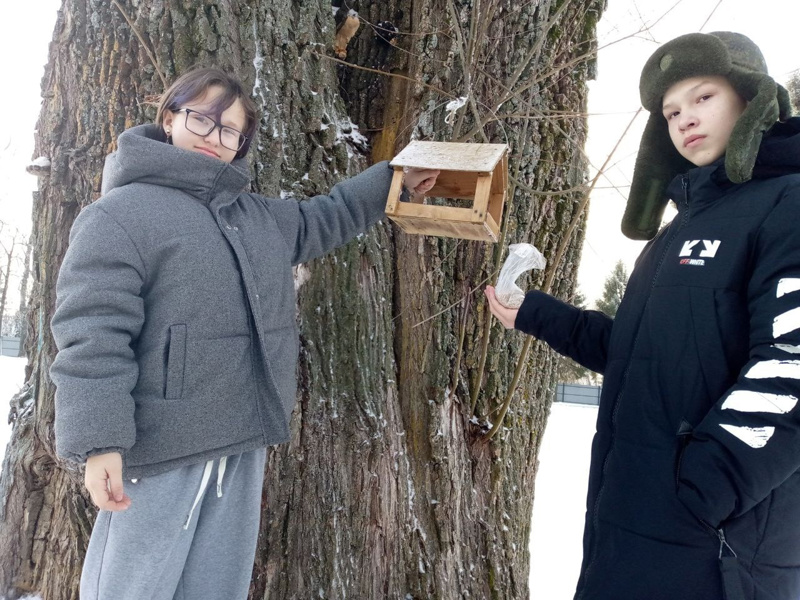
top-left (404, 168), bottom-right (440, 197)
top-left (85, 451), bottom-right (131, 512)
top-left (484, 285), bottom-right (519, 329)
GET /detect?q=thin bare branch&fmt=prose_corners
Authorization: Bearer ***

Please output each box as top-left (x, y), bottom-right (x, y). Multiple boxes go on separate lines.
top-left (470, 85), bottom-right (538, 413)
top-left (490, 109), bottom-right (640, 120)
top-left (111, 0), bottom-right (168, 89)
top-left (502, 0), bottom-right (573, 95)
top-left (647, 0), bottom-right (687, 31)
top-left (449, 294), bottom-right (472, 402)
top-left (411, 267), bottom-right (501, 330)
top-left (486, 108), bottom-right (643, 439)
top-left (310, 50), bottom-right (457, 100)
top-left (446, 0), bottom-right (484, 140)
top-left (698, 0), bottom-right (725, 32)
top-left (508, 176), bottom-right (587, 197)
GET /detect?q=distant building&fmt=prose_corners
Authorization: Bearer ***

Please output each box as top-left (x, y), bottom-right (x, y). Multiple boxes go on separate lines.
top-left (554, 382), bottom-right (601, 406)
top-left (0, 336), bottom-right (21, 357)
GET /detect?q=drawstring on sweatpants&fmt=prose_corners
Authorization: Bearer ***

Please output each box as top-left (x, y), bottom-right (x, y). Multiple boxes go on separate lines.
top-left (216, 455), bottom-right (227, 498)
top-left (184, 460), bottom-right (213, 530)
top-left (183, 456), bottom-right (228, 530)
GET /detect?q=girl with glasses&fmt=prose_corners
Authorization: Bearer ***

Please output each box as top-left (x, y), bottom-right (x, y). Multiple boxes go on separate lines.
top-left (49, 66), bottom-right (439, 600)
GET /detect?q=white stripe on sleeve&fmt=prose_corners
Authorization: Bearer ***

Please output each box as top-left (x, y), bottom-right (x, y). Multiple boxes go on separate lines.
top-left (773, 344), bottom-right (800, 354)
top-left (719, 424), bottom-right (775, 449)
top-left (774, 307), bottom-right (800, 338)
top-left (721, 390), bottom-right (798, 414)
top-left (745, 360), bottom-right (800, 380)
top-left (777, 278), bottom-right (800, 298)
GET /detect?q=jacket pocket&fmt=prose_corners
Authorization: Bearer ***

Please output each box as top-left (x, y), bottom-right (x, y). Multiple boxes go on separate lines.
top-left (165, 324), bottom-right (187, 400)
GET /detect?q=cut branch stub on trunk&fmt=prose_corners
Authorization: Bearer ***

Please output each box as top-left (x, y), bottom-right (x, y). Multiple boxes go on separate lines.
top-left (386, 141), bottom-right (508, 242)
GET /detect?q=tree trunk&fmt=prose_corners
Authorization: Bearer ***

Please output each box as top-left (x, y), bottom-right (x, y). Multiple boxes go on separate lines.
top-left (0, 1), bottom-right (601, 598)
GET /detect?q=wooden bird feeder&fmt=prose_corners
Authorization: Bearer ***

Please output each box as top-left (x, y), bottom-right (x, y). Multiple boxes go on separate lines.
top-left (385, 141), bottom-right (509, 243)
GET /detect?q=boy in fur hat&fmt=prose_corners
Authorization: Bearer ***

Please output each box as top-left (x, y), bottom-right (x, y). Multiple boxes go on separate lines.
top-left (486, 32), bottom-right (799, 599)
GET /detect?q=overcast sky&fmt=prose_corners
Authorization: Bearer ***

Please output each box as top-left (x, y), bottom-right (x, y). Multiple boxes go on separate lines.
top-left (0, 2), bottom-right (60, 236)
top-left (0, 0), bottom-right (798, 309)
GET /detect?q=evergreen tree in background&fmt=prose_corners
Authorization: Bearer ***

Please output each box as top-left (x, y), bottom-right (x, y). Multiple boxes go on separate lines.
top-left (556, 289), bottom-right (594, 384)
top-left (596, 260), bottom-right (629, 318)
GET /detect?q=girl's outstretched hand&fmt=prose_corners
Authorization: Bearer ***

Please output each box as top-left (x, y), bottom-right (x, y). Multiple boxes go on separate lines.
top-left (484, 285), bottom-right (519, 329)
top-left (85, 451), bottom-right (131, 512)
top-left (404, 168), bottom-right (440, 197)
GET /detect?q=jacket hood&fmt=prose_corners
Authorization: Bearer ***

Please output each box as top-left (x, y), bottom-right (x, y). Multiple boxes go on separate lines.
top-left (665, 116), bottom-right (800, 204)
top-left (101, 124), bottom-right (252, 203)
top-left (751, 116), bottom-right (800, 178)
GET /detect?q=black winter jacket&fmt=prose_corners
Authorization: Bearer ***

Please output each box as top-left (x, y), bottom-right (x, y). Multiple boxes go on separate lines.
top-left (517, 118), bottom-right (800, 600)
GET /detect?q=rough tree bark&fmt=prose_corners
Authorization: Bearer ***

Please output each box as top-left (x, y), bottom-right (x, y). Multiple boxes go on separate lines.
top-left (0, 1), bottom-right (602, 598)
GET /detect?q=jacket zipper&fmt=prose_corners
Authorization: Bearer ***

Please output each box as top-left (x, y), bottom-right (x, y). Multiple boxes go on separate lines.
top-left (716, 526), bottom-right (747, 600)
top-left (717, 526), bottom-right (736, 557)
top-left (216, 212), bottom-right (288, 443)
top-left (576, 177), bottom-right (691, 598)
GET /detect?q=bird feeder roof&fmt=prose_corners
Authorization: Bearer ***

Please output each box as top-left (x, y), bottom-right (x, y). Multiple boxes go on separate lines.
top-left (389, 141), bottom-right (508, 173)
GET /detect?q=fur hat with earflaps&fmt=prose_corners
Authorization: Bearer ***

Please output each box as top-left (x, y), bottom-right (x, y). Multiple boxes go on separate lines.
top-left (622, 32), bottom-right (793, 240)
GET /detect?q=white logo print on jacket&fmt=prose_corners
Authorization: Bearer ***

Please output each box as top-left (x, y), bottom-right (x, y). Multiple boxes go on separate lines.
top-left (678, 239), bottom-right (721, 266)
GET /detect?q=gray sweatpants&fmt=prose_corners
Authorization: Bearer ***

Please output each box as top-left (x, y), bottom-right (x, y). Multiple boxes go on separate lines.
top-left (80, 448), bottom-right (267, 600)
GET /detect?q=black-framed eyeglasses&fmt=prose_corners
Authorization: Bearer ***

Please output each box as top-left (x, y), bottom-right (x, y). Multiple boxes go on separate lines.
top-left (174, 108), bottom-right (247, 152)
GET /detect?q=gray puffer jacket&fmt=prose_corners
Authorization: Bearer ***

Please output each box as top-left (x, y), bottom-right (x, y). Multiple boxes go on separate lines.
top-left (51, 124), bottom-right (393, 478)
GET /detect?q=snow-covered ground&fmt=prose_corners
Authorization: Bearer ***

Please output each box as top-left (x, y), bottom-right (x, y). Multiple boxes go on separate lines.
top-left (0, 356), bottom-right (27, 476)
top-left (0, 356), bottom-right (594, 598)
top-left (529, 402), bottom-right (597, 599)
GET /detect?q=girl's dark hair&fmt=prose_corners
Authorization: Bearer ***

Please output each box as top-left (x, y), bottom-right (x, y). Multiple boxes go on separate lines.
top-left (155, 67), bottom-right (259, 159)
